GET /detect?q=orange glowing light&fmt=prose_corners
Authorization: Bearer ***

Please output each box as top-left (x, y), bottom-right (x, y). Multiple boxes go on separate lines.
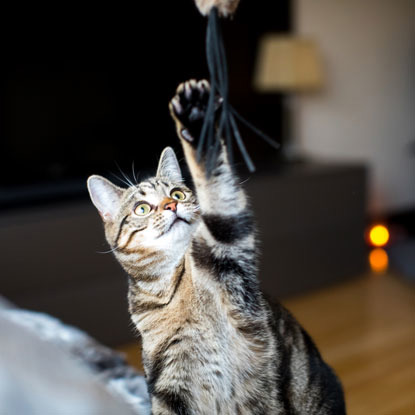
top-left (369, 224), bottom-right (390, 247)
top-left (369, 248), bottom-right (389, 273)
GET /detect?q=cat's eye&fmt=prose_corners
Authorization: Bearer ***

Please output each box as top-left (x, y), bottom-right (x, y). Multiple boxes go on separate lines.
top-left (171, 189), bottom-right (186, 201)
top-left (134, 203), bottom-right (152, 216)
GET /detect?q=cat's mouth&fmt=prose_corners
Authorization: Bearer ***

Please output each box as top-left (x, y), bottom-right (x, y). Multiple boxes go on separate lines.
top-left (160, 216), bottom-right (190, 236)
top-left (165, 216), bottom-right (190, 234)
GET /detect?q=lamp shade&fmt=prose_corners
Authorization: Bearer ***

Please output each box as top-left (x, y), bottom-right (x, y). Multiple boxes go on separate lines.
top-left (254, 35), bottom-right (324, 92)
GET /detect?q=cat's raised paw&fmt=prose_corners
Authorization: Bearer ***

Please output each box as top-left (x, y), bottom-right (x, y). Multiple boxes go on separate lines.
top-left (169, 79), bottom-right (221, 144)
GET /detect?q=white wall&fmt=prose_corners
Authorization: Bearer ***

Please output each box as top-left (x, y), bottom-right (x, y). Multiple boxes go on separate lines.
top-left (294, 0), bottom-right (414, 214)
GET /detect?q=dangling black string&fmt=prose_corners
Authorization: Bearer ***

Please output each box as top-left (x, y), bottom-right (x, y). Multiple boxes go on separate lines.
top-left (199, 7), bottom-right (280, 176)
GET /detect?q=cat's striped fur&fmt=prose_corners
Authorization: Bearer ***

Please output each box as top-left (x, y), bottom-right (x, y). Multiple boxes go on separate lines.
top-left (87, 80), bottom-right (346, 414)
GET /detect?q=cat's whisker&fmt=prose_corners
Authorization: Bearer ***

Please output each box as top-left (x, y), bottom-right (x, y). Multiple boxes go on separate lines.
top-left (115, 161), bottom-right (135, 187)
top-left (110, 172), bottom-right (134, 188)
top-left (239, 177), bottom-right (250, 185)
top-left (97, 245), bottom-right (120, 254)
top-left (131, 161), bottom-right (140, 184)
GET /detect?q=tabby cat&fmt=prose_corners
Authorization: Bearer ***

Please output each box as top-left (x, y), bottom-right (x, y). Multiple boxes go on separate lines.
top-left (87, 79), bottom-right (346, 414)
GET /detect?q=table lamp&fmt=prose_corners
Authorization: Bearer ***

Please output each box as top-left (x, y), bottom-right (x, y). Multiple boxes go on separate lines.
top-left (254, 34), bottom-right (324, 160)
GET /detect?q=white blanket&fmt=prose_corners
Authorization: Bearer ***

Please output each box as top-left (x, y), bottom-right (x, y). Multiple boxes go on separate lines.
top-left (0, 299), bottom-right (150, 415)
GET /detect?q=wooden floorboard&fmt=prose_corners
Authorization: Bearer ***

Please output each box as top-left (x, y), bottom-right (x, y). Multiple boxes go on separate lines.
top-left (117, 273), bottom-right (415, 414)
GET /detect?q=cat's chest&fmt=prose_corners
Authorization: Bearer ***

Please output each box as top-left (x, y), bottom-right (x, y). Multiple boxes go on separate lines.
top-left (142, 309), bottom-right (252, 402)
top-left (134, 277), bottom-right (270, 412)
top-left (138, 280), bottom-right (255, 375)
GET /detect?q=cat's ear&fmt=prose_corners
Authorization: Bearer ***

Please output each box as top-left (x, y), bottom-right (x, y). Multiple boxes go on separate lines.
top-left (87, 175), bottom-right (124, 222)
top-left (156, 147), bottom-right (183, 182)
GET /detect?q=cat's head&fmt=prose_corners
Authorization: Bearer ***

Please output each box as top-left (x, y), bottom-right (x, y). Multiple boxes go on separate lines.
top-left (87, 147), bottom-right (199, 262)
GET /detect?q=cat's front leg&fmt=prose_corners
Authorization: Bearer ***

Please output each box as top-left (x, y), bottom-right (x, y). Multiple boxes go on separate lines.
top-left (169, 81), bottom-right (259, 312)
top-left (169, 79), bottom-right (250, 221)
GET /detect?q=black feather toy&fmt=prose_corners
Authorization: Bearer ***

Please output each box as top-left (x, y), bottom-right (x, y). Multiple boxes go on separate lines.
top-left (194, 2), bottom-right (280, 175)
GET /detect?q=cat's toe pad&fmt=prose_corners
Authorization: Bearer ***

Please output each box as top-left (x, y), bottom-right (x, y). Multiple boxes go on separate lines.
top-left (180, 128), bottom-right (194, 143)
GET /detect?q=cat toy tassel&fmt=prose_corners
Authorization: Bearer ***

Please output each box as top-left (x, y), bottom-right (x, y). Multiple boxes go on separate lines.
top-left (194, 0), bottom-right (280, 175)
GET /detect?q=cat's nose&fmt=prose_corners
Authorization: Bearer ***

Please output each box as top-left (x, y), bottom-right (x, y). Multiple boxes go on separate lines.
top-left (164, 201), bottom-right (178, 212)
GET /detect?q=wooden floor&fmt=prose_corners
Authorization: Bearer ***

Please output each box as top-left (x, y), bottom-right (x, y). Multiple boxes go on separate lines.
top-left (117, 273), bottom-right (415, 414)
